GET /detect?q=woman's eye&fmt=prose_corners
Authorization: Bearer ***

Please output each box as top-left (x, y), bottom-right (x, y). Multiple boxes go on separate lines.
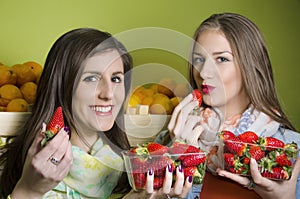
top-left (83, 75), bottom-right (99, 82)
top-left (193, 57), bottom-right (205, 64)
top-left (111, 76), bottom-right (122, 83)
top-left (216, 57), bottom-right (230, 63)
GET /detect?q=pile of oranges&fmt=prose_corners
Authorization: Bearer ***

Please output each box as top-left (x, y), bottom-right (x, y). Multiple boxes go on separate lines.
top-left (0, 61), bottom-right (43, 112)
top-left (128, 78), bottom-right (191, 115)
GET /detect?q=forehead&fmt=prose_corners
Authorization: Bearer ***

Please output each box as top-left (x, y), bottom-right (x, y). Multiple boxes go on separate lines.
top-left (83, 49), bottom-right (123, 71)
top-left (194, 30), bottom-right (231, 54)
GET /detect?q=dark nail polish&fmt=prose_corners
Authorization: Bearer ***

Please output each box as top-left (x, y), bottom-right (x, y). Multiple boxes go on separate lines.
top-left (149, 169), bottom-right (153, 176)
top-left (178, 165), bottom-right (183, 173)
top-left (64, 126), bottom-right (70, 135)
top-left (168, 164), bottom-right (173, 172)
top-left (188, 175), bottom-right (193, 183)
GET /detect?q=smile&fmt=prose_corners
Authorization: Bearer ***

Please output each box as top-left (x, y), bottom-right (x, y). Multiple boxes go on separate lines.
top-left (90, 105), bottom-right (113, 113)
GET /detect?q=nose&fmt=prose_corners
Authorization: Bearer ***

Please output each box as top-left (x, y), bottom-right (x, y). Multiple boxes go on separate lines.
top-left (199, 58), bottom-right (214, 80)
top-left (97, 78), bottom-right (114, 100)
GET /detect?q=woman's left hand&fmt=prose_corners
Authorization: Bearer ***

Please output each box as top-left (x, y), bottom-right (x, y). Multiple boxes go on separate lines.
top-left (216, 157), bottom-right (300, 199)
top-left (123, 165), bottom-right (193, 199)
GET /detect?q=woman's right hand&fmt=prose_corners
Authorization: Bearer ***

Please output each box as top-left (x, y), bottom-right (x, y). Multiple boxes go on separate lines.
top-left (11, 123), bottom-right (73, 198)
top-left (123, 165), bottom-right (193, 199)
top-left (168, 93), bottom-right (203, 146)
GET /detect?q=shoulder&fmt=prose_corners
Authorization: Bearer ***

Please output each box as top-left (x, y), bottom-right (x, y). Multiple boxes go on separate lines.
top-left (273, 128), bottom-right (300, 146)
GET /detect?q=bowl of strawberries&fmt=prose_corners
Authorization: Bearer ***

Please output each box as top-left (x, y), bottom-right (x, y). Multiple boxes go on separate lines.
top-left (220, 130), bottom-right (298, 180)
top-left (122, 141), bottom-right (207, 190)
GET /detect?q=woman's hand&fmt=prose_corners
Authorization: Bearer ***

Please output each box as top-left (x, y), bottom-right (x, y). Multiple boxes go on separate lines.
top-left (168, 93), bottom-right (203, 146)
top-left (217, 157), bottom-right (300, 199)
top-left (123, 165), bottom-right (193, 199)
top-left (11, 123), bottom-right (73, 198)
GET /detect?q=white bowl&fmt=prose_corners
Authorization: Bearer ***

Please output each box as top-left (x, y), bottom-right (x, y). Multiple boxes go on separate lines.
top-left (125, 114), bottom-right (171, 146)
top-left (0, 112), bottom-right (31, 136)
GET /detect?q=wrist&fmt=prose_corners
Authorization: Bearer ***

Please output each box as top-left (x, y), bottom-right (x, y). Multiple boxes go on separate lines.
top-left (11, 182), bottom-right (43, 199)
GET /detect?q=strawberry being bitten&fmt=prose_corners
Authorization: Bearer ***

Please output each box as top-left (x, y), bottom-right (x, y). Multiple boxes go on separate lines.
top-left (41, 106), bottom-right (65, 147)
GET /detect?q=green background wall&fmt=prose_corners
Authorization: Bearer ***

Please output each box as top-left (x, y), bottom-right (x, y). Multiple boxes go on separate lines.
top-left (1, 0), bottom-right (299, 130)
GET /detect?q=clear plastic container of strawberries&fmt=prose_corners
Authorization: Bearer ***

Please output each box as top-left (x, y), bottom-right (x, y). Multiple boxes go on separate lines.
top-left (122, 141), bottom-right (207, 190)
top-left (220, 130), bottom-right (298, 180)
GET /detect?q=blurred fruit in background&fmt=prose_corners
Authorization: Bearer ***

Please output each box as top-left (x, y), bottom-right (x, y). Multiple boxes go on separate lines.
top-left (127, 78), bottom-right (190, 115)
top-left (0, 61), bottom-right (43, 112)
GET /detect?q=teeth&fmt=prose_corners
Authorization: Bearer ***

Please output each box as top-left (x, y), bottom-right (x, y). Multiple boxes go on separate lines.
top-left (91, 106), bottom-right (112, 113)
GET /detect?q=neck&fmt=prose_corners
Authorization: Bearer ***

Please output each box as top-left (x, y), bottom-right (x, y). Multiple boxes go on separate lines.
top-left (70, 129), bottom-right (99, 154)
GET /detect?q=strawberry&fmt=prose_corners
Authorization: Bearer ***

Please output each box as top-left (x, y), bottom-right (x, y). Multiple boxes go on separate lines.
top-left (192, 89), bottom-right (202, 107)
top-left (237, 131), bottom-right (258, 143)
top-left (146, 142), bottom-right (168, 155)
top-left (275, 153), bottom-right (292, 167)
top-left (41, 106), bottom-right (65, 147)
top-left (153, 176), bottom-right (164, 189)
top-left (259, 137), bottom-right (284, 150)
top-left (149, 156), bottom-right (174, 177)
top-left (224, 137), bottom-right (247, 156)
top-left (182, 153), bottom-right (206, 167)
top-left (261, 167), bottom-right (290, 180)
top-left (133, 172), bottom-right (146, 189)
top-left (248, 145), bottom-right (265, 161)
top-left (183, 166), bottom-right (204, 184)
top-left (219, 130), bottom-right (236, 141)
top-left (284, 142), bottom-right (298, 158)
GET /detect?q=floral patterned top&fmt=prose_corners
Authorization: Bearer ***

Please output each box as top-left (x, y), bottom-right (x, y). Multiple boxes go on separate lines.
top-left (43, 137), bottom-right (124, 199)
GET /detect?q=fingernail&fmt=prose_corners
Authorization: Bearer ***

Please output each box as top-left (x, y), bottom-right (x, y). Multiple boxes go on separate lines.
top-left (64, 126), bottom-right (70, 135)
top-left (188, 175), bottom-right (193, 183)
top-left (149, 169), bottom-right (153, 176)
top-left (178, 165), bottom-right (183, 173)
top-left (168, 164), bottom-right (173, 172)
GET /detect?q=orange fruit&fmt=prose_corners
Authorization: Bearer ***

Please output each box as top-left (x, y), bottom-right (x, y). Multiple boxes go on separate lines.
top-left (0, 106), bottom-right (6, 112)
top-left (141, 96), bottom-right (154, 106)
top-left (11, 64), bottom-right (36, 86)
top-left (170, 97), bottom-right (182, 108)
top-left (149, 83), bottom-right (159, 93)
top-left (173, 83), bottom-right (190, 98)
top-left (0, 98), bottom-right (10, 106)
top-left (6, 98), bottom-right (28, 112)
top-left (20, 82), bottom-right (37, 104)
top-left (150, 93), bottom-right (172, 114)
top-left (23, 61), bottom-right (43, 81)
top-left (0, 84), bottom-right (23, 101)
top-left (0, 65), bottom-right (17, 86)
top-left (157, 78), bottom-right (177, 98)
top-left (128, 94), bottom-right (142, 107)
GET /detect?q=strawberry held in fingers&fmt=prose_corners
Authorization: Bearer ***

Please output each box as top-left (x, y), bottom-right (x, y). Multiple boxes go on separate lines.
top-left (41, 106), bottom-right (65, 147)
top-left (192, 89), bottom-right (202, 107)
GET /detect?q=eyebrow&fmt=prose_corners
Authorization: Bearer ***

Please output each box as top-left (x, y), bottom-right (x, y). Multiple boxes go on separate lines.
top-left (193, 51), bottom-right (233, 56)
top-left (83, 70), bottom-right (124, 75)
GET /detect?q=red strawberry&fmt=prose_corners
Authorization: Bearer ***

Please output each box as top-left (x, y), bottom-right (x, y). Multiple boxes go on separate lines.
top-left (242, 157), bottom-right (250, 165)
top-left (223, 153), bottom-right (245, 172)
top-left (192, 89), bottom-right (202, 107)
top-left (183, 166), bottom-right (204, 184)
top-left (275, 154), bottom-right (292, 167)
top-left (133, 172), bottom-right (146, 189)
top-left (149, 156), bottom-right (174, 177)
top-left (237, 131), bottom-right (259, 143)
top-left (182, 153), bottom-right (206, 167)
top-left (248, 145), bottom-right (265, 161)
top-left (224, 137), bottom-right (247, 156)
top-left (259, 137), bottom-right (284, 150)
top-left (219, 130), bottom-right (236, 141)
top-left (41, 106), bottom-right (65, 146)
top-left (153, 176), bottom-right (164, 189)
top-left (261, 167), bottom-right (290, 180)
top-left (146, 142), bottom-right (168, 155)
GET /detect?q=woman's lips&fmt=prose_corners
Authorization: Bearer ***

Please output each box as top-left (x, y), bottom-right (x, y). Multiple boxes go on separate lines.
top-left (201, 84), bottom-right (215, 94)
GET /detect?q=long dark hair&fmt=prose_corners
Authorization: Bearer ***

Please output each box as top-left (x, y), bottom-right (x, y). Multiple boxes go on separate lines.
top-left (0, 28), bottom-right (132, 197)
top-left (189, 13), bottom-right (295, 131)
